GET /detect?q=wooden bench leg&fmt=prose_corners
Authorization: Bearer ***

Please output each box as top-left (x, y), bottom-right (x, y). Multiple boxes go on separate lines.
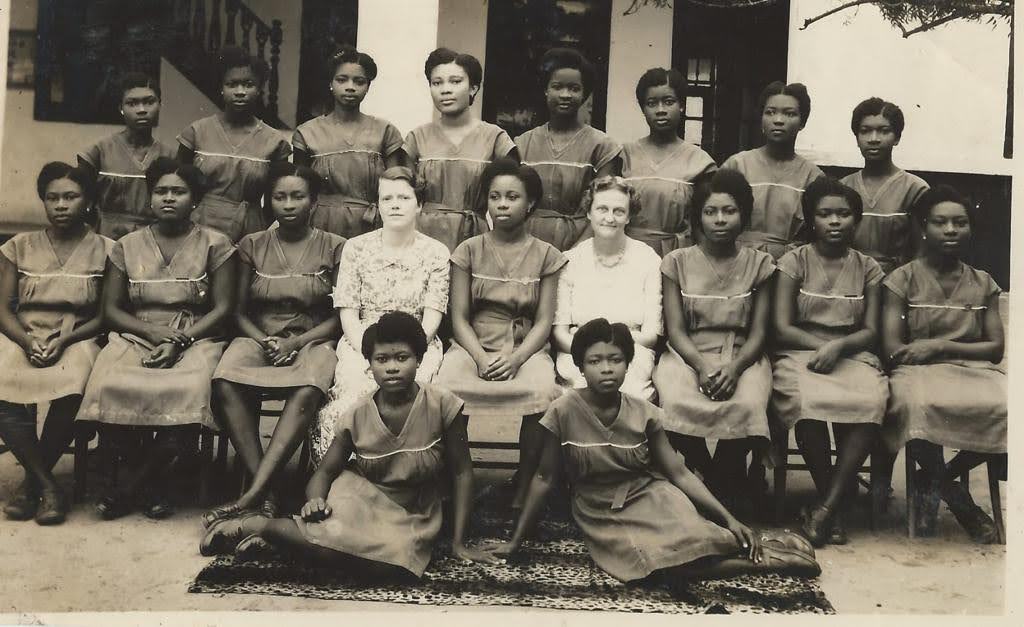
top-left (987, 460), bottom-right (1006, 545)
top-left (774, 462), bottom-right (787, 525)
top-left (198, 428), bottom-right (214, 505)
top-left (905, 444), bottom-right (916, 539)
top-left (72, 423), bottom-right (92, 503)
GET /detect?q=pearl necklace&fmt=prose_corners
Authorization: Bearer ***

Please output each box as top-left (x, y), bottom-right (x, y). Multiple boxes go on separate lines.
top-left (593, 241), bottom-right (627, 268)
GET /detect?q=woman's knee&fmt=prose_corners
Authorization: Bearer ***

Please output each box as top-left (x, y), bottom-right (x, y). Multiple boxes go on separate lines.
top-left (0, 401), bottom-right (34, 428)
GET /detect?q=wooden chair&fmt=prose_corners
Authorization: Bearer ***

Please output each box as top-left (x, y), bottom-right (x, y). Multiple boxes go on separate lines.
top-left (904, 444), bottom-right (1005, 544)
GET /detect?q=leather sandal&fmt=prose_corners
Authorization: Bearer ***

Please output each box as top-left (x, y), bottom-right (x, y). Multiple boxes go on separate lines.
top-left (260, 496), bottom-right (279, 520)
top-left (3, 481), bottom-right (39, 521)
top-left (799, 504), bottom-right (833, 548)
top-left (761, 528), bottom-right (816, 557)
top-left (34, 488), bottom-right (68, 526)
top-left (202, 502), bottom-right (246, 529)
top-left (234, 534), bottom-right (277, 563)
top-left (757, 543), bottom-right (822, 578)
top-left (200, 513), bottom-right (265, 556)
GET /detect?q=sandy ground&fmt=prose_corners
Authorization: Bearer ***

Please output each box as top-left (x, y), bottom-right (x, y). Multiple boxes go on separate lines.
top-left (0, 416), bottom-right (1007, 617)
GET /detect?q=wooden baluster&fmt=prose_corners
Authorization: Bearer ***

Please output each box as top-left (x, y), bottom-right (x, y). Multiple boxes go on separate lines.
top-left (268, 19), bottom-right (282, 118)
top-left (208, 0), bottom-right (222, 53)
top-left (240, 9), bottom-right (254, 54)
top-left (255, 23), bottom-right (269, 112)
top-left (192, 0), bottom-right (206, 50)
top-left (225, 0), bottom-right (238, 46)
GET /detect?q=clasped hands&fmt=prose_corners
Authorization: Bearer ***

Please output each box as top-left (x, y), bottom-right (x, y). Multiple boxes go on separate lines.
top-left (475, 349), bottom-right (522, 381)
top-left (23, 336), bottom-right (66, 368)
top-left (259, 335), bottom-right (301, 367)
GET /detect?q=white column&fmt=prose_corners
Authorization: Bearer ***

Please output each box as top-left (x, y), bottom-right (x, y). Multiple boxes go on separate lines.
top-left (357, 0), bottom-right (441, 135)
top-left (437, 0), bottom-right (488, 120)
top-left (0, 0), bottom-right (10, 191)
top-left (605, 0), bottom-right (674, 143)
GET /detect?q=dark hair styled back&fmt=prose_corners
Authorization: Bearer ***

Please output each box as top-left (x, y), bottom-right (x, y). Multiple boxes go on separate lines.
top-left (379, 166), bottom-right (427, 206)
top-left (217, 45), bottom-right (269, 87)
top-left (911, 184), bottom-right (973, 226)
top-left (635, 67), bottom-right (686, 106)
top-left (689, 169), bottom-right (754, 234)
top-left (145, 157), bottom-right (206, 203)
top-left (477, 157), bottom-right (544, 214)
top-left (570, 318), bottom-right (635, 369)
top-left (579, 176), bottom-right (642, 219)
top-left (118, 71), bottom-right (161, 101)
top-left (328, 44), bottom-right (378, 82)
top-left (758, 81), bottom-right (811, 127)
top-left (361, 311), bottom-right (428, 362)
top-left (800, 177), bottom-right (864, 234)
top-left (37, 161), bottom-right (97, 204)
top-left (424, 47), bottom-right (483, 88)
top-left (540, 47), bottom-right (596, 99)
top-left (263, 162), bottom-right (321, 223)
top-left (850, 97), bottom-right (906, 140)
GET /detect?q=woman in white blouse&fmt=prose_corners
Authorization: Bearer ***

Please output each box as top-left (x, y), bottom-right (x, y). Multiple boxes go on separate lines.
top-left (553, 177), bottom-right (662, 400)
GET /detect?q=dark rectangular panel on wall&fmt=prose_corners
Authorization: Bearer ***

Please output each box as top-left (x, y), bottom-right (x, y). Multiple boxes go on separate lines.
top-left (482, 0), bottom-right (613, 138)
top-left (296, 0), bottom-right (359, 124)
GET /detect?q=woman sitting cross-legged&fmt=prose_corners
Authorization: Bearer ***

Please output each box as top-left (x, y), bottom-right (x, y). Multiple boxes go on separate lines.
top-left (203, 163), bottom-right (346, 526)
top-left (201, 311), bottom-right (497, 576)
top-left (483, 318), bottom-right (820, 585)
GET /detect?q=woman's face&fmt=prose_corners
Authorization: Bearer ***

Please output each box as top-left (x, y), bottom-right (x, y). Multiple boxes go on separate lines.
top-left (222, 65), bottom-right (261, 114)
top-left (923, 201), bottom-right (971, 257)
top-left (588, 188), bottom-right (631, 238)
top-left (43, 178), bottom-right (88, 229)
top-left (811, 195), bottom-right (858, 247)
top-left (761, 93), bottom-right (803, 145)
top-left (640, 83), bottom-right (681, 135)
top-left (545, 67), bottom-right (585, 119)
top-left (331, 62), bottom-right (370, 110)
top-left (121, 87), bottom-right (160, 131)
top-left (377, 177), bottom-right (421, 231)
top-left (270, 175), bottom-right (314, 227)
top-left (487, 175), bottom-right (532, 230)
top-left (699, 192), bottom-right (743, 244)
top-left (368, 341), bottom-right (420, 394)
top-left (580, 340), bottom-right (628, 395)
top-left (429, 62), bottom-right (477, 116)
top-left (151, 173), bottom-right (195, 223)
top-left (855, 113), bottom-right (899, 164)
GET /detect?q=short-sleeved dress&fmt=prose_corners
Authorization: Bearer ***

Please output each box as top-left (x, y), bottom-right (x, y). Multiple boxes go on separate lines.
top-left (554, 237), bottom-right (662, 400)
top-left (539, 390), bottom-right (740, 582)
top-left (77, 225), bottom-right (235, 428)
top-left (178, 115), bottom-right (292, 242)
top-left (293, 114), bottom-right (404, 239)
top-left (770, 245), bottom-right (889, 430)
top-left (840, 169), bottom-right (929, 274)
top-left (516, 124), bottom-right (622, 251)
top-left (882, 259), bottom-right (1006, 454)
top-left (405, 121), bottom-right (516, 251)
top-left (721, 149), bottom-right (824, 260)
top-left (0, 229), bottom-right (113, 404)
top-left (621, 140), bottom-right (717, 256)
top-left (653, 246), bottom-right (775, 439)
top-left (312, 230), bottom-right (450, 462)
top-left (435, 233), bottom-right (565, 417)
top-left (295, 384), bottom-right (463, 577)
top-left (78, 132), bottom-right (177, 239)
top-left (212, 228), bottom-right (346, 394)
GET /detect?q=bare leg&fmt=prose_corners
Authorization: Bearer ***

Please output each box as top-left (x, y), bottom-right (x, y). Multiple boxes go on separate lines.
top-left (236, 386), bottom-right (323, 509)
top-left (118, 426), bottom-right (193, 499)
top-left (822, 423), bottom-right (876, 511)
top-left (711, 438), bottom-right (749, 503)
top-left (664, 549), bottom-right (819, 581)
top-left (212, 380), bottom-right (263, 478)
top-left (794, 420), bottom-right (833, 497)
top-left (512, 413), bottom-right (544, 509)
top-left (0, 403), bottom-right (53, 491)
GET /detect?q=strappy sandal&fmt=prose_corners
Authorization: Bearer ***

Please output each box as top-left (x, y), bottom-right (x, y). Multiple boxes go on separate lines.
top-left (202, 502), bottom-right (246, 529)
top-left (799, 504), bottom-right (833, 548)
top-left (4, 481), bottom-right (39, 521)
top-left (260, 495), bottom-right (279, 519)
top-left (200, 513), bottom-right (266, 557)
top-left (96, 493), bottom-right (134, 521)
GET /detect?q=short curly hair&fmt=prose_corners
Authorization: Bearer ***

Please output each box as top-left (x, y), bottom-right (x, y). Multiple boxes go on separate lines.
top-left (218, 45), bottom-right (269, 87)
top-left (540, 47), bottom-right (596, 99)
top-left (580, 176), bottom-right (642, 219)
top-left (361, 311), bottom-right (428, 362)
top-left (689, 169), bottom-right (754, 234)
top-left (477, 157), bottom-right (544, 215)
top-left (145, 157), bottom-right (206, 203)
top-left (379, 166), bottom-right (427, 206)
top-left (36, 161), bottom-right (96, 204)
top-left (570, 318), bottom-right (635, 369)
top-left (635, 67), bottom-right (686, 106)
top-left (758, 81), bottom-right (811, 128)
top-left (851, 97), bottom-right (905, 141)
top-left (801, 176), bottom-right (864, 233)
top-left (911, 184), bottom-right (974, 227)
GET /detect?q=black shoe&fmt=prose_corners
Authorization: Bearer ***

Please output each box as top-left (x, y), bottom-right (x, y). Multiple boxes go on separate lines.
top-left (96, 492), bottom-right (134, 520)
top-left (3, 480), bottom-right (39, 521)
top-left (35, 488), bottom-right (68, 526)
top-left (941, 480), bottom-right (999, 544)
top-left (828, 512), bottom-right (848, 545)
top-left (799, 504), bottom-right (832, 548)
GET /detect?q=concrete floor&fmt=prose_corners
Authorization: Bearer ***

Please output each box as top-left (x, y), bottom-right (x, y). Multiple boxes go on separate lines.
top-left (0, 419), bottom-right (1007, 616)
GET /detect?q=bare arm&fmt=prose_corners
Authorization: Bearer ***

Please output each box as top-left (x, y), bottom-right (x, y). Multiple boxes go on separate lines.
top-left (443, 411), bottom-right (497, 562)
top-left (449, 264), bottom-right (492, 367)
top-left (649, 427), bottom-right (735, 526)
top-left (339, 307), bottom-right (364, 351)
top-left (421, 307), bottom-right (443, 345)
top-left (101, 260), bottom-right (181, 342)
top-left (887, 291), bottom-right (1004, 365)
top-left (180, 255), bottom-right (237, 341)
top-left (510, 272), bottom-right (559, 366)
top-left (505, 431), bottom-right (560, 551)
top-left (0, 254), bottom-right (35, 351)
top-left (301, 427), bottom-right (355, 522)
top-left (232, 263), bottom-right (267, 341)
top-left (773, 271), bottom-right (827, 351)
top-left (662, 274), bottom-right (711, 374)
top-left (727, 285), bottom-right (770, 374)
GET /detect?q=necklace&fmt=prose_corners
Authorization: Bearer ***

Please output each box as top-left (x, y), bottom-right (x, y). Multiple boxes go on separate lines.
top-left (593, 241), bottom-right (627, 268)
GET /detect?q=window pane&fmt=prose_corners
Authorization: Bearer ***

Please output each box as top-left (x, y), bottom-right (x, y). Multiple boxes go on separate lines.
top-left (684, 120), bottom-right (703, 145)
top-left (687, 58), bottom-right (698, 81)
top-left (685, 97), bottom-right (703, 118)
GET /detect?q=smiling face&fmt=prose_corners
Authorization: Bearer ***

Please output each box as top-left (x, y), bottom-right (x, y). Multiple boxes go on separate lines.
top-left (761, 93), bottom-right (803, 145)
top-left (856, 113), bottom-right (899, 164)
top-left (150, 173), bottom-right (195, 223)
top-left (923, 201), bottom-right (971, 257)
top-left (699, 192), bottom-right (743, 244)
top-left (222, 65), bottom-right (261, 114)
top-left (121, 87), bottom-right (160, 131)
top-left (43, 178), bottom-right (88, 230)
top-left (377, 177), bottom-right (421, 231)
top-left (640, 83), bottom-right (681, 135)
top-left (580, 340), bottom-right (628, 395)
top-left (545, 67), bottom-right (585, 119)
top-left (331, 62), bottom-right (370, 110)
top-left (487, 174), bottom-right (532, 231)
top-left (368, 340), bottom-right (420, 393)
top-left (811, 195), bottom-right (858, 247)
top-left (270, 175), bottom-right (313, 227)
top-left (429, 62), bottom-right (477, 116)
top-left (588, 188), bottom-right (631, 238)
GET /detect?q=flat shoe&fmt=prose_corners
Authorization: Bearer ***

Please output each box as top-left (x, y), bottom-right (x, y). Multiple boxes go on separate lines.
top-left (200, 513), bottom-right (265, 556)
top-left (234, 534), bottom-right (277, 563)
top-left (799, 504), bottom-right (832, 548)
top-left (758, 544), bottom-right (822, 578)
top-left (828, 514), bottom-right (848, 545)
top-left (96, 493), bottom-right (134, 521)
top-left (34, 489), bottom-right (67, 526)
top-left (762, 528), bottom-right (816, 558)
top-left (202, 502), bottom-right (245, 529)
top-left (4, 481), bottom-right (39, 521)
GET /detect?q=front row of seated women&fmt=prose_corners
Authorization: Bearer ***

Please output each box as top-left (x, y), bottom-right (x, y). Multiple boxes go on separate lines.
top-left (0, 155), bottom-right (1005, 578)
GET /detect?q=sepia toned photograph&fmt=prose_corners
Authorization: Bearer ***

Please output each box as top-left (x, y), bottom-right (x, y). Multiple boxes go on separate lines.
top-left (0, 0), bottom-right (1015, 621)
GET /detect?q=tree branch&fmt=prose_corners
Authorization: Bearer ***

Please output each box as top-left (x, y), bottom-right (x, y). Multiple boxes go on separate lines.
top-left (799, 0), bottom-right (879, 30)
top-left (900, 10), bottom-right (969, 36)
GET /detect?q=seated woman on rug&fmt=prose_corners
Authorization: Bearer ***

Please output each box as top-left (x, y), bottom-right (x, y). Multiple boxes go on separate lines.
top-left (203, 163), bottom-right (346, 526)
top-left (200, 311), bottom-right (497, 577)
top-left (310, 166), bottom-right (450, 464)
top-left (434, 157), bottom-right (566, 513)
top-left (881, 185), bottom-right (1006, 543)
top-left (552, 176), bottom-right (662, 401)
top-left (78, 157), bottom-right (236, 520)
top-left (483, 318), bottom-right (820, 585)
top-left (771, 177), bottom-right (888, 547)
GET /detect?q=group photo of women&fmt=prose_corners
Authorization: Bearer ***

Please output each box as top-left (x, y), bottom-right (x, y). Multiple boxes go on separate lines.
top-left (0, 40), bottom-right (1007, 592)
